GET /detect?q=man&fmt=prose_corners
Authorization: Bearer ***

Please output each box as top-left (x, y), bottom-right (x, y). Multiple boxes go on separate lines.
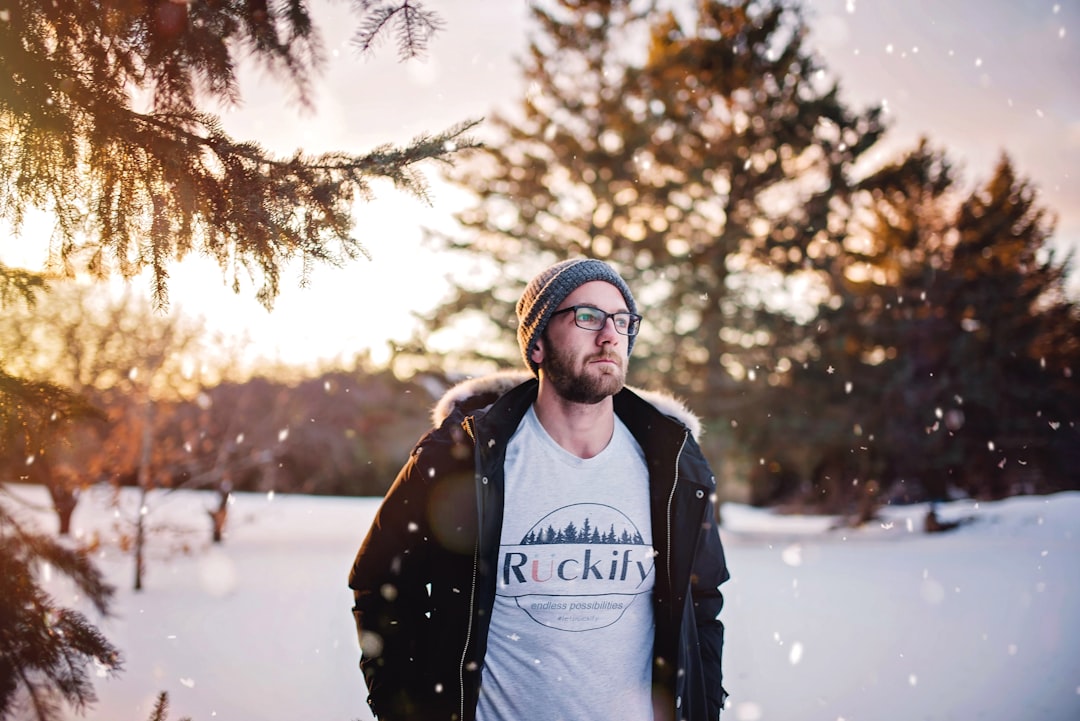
top-left (348, 258), bottom-right (730, 721)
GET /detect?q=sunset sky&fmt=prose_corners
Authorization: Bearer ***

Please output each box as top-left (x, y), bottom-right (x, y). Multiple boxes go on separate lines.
top-left (7, 0), bottom-right (1079, 370)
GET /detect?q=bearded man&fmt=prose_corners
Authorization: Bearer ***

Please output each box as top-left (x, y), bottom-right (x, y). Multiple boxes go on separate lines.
top-left (348, 258), bottom-right (731, 721)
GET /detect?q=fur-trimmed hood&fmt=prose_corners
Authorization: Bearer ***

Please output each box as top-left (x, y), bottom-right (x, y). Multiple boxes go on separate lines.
top-left (431, 370), bottom-right (703, 440)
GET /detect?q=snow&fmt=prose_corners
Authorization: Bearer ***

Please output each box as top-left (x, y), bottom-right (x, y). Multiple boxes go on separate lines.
top-left (9, 483), bottom-right (1080, 721)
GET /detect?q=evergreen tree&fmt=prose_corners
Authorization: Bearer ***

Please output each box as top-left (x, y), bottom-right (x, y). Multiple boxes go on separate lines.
top-left (736, 141), bottom-right (958, 509)
top-left (744, 144), bottom-right (1079, 510)
top-left (407, 0), bottom-right (1076, 507)
top-left (562, 520), bottom-right (577, 543)
top-left (839, 151), bottom-right (1080, 502)
top-left (919, 156), bottom-right (1079, 498)
top-left (419, 0), bottom-right (884, 422)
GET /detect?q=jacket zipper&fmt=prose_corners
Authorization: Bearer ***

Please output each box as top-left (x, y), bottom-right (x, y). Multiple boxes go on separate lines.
top-left (666, 429), bottom-right (688, 613)
top-left (459, 415), bottom-right (480, 721)
top-left (459, 537), bottom-right (480, 721)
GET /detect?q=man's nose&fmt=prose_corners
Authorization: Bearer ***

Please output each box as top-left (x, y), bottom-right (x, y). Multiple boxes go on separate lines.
top-left (596, 316), bottom-right (621, 344)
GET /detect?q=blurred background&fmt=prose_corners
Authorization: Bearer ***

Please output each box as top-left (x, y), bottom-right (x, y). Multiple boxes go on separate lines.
top-left (3, 0), bottom-right (1076, 510)
top-left (2, 1), bottom-right (1078, 718)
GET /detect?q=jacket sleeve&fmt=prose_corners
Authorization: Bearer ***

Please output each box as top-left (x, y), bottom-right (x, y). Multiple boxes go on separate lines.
top-left (693, 473), bottom-right (731, 718)
top-left (347, 441), bottom-right (436, 720)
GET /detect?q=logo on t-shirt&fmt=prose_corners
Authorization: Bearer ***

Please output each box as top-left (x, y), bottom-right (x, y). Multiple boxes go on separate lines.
top-left (496, 503), bottom-right (655, 632)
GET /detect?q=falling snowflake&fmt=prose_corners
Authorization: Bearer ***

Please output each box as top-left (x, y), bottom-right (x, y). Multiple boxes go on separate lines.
top-left (781, 544), bottom-right (802, 567)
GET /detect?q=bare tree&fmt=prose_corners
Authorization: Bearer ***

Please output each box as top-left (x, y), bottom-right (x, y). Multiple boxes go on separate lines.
top-left (0, 281), bottom-right (220, 589)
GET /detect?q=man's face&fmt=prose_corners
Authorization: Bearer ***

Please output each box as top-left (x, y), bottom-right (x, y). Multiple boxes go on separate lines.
top-left (535, 281), bottom-right (629, 404)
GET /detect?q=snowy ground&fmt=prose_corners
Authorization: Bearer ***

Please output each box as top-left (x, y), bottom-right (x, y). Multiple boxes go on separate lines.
top-left (7, 483), bottom-right (1079, 721)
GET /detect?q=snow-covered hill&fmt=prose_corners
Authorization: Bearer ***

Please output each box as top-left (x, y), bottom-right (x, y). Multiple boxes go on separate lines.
top-left (7, 484), bottom-right (1079, 721)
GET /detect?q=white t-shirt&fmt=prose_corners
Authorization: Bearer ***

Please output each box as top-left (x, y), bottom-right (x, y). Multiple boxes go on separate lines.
top-left (476, 406), bottom-right (655, 721)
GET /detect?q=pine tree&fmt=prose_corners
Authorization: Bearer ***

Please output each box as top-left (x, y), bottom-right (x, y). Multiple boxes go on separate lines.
top-left (562, 520), bottom-right (577, 543)
top-left (747, 143), bottom-right (1080, 510)
top-left (843, 151), bottom-right (1080, 502)
top-left (418, 0), bottom-right (884, 430)
top-left (922, 156), bottom-right (1080, 498)
top-left (403, 0), bottom-right (1075, 507)
top-left (737, 141), bottom-right (959, 509)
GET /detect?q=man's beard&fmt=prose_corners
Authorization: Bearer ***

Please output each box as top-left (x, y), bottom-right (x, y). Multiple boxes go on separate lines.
top-left (542, 343), bottom-right (625, 405)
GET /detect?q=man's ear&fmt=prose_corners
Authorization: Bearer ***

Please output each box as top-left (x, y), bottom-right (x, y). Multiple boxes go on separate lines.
top-left (530, 338), bottom-right (545, 366)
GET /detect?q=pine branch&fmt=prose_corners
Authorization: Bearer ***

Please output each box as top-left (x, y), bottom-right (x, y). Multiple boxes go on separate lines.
top-left (0, 0), bottom-right (469, 310)
top-left (0, 492), bottom-right (122, 721)
top-left (0, 497), bottom-right (116, 615)
top-left (144, 691), bottom-right (193, 721)
top-left (0, 264), bottom-right (46, 309)
top-left (352, 1), bottom-right (446, 60)
top-left (0, 368), bottom-right (103, 451)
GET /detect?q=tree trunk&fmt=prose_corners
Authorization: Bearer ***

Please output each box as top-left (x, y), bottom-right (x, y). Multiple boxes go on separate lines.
top-left (50, 483), bottom-right (79, 537)
top-left (34, 455), bottom-right (79, 537)
top-left (209, 488), bottom-right (229, 544)
top-left (134, 398), bottom-right (154, 592)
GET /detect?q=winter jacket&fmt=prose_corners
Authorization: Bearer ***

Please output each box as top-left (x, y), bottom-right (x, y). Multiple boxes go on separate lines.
top-left (348, 372), bottom-right (730, 721)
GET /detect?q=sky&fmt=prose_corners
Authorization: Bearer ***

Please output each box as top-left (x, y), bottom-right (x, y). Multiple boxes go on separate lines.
top-left (5, 0), bottom-right (1079, 370)
top-left (11, 482), bottom-right (1080, 720)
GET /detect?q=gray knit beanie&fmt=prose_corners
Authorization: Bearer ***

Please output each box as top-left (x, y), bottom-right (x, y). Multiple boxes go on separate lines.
top-left (516, 258), bottom-right (637, 375)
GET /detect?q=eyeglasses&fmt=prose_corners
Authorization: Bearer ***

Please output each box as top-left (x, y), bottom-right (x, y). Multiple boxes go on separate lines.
top-left (550, 305), bottom-right (642, 336)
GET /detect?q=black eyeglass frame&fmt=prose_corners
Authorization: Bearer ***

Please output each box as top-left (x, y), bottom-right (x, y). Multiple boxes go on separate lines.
top-left (550, 305), bottom-right (643, 336)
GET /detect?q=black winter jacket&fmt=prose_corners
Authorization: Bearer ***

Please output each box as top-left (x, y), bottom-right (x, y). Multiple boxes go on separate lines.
top-left (348, 373), bottom-right (730, 721)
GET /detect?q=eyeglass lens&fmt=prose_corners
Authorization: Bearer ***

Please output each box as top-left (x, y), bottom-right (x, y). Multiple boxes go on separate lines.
top-left (574, 307), bottom-right (639, 335)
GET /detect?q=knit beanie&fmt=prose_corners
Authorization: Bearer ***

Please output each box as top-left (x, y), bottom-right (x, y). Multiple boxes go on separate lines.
top-left (516, 258), bottom-right (638, 375)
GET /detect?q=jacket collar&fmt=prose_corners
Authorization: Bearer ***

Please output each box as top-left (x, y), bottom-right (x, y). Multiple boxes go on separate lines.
top-left (431, 370), bottom-right (702, 441)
